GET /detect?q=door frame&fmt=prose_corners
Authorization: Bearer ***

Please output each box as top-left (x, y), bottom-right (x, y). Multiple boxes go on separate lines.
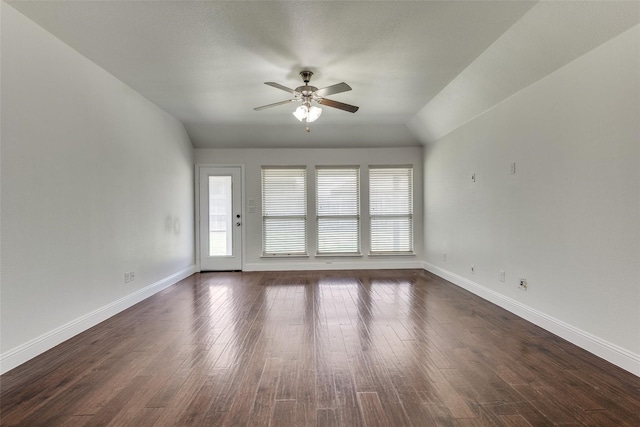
top-left (195, 164), bottom-right (246, 272)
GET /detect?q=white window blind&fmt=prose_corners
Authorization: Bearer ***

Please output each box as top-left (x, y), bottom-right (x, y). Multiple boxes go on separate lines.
top-left (316, 167), bottom-right (360, 254)
top-left (262, 167), bottom-right (307, 255)
top-left (369, 166), bottom-right (413, 254)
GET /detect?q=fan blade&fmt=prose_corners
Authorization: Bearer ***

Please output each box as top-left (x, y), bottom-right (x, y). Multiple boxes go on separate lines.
top-left (314, 82), bottom-right (352, 97)
top-left (265, 82), bottom-right (299, 95)
top-left (317, 98), bottom-right (359, 113)
top-left (253, 99), bottom-right (298, 111)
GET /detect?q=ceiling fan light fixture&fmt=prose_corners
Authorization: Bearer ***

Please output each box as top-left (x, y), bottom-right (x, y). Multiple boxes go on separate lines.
top-left (293, 105), bottom-right (322, 123)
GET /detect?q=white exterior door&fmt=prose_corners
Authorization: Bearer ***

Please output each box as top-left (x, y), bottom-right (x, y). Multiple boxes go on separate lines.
top-left (199, 166), bottom-right (242, 271)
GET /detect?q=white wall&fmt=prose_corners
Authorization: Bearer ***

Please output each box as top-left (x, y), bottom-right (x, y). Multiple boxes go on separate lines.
top-left (195, 147), bottom-right (423, 271)
top-left (0, 4), bottom-right (195, 373)
top-left (419, 25), bottom-right (639, 375)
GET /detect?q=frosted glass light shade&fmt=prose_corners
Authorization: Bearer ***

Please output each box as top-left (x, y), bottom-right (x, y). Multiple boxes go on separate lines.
top-left (293, 105), bottom-right (322, 122)
top-left (293, 105), bottom-right (308, 121)
top-left (307, 106), bottom-right (322, 122)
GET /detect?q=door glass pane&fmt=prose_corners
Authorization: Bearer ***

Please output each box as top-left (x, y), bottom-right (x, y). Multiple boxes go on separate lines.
top-left (209, 176), bottom-right (233, 256)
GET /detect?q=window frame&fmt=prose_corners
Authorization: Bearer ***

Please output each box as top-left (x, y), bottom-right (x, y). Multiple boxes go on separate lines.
top-left (261, 166), bottom-right (308, 257)
top-left (315, 166), bottom-right (361, 256)
top-left (368, 165), bottom-right (414, 255)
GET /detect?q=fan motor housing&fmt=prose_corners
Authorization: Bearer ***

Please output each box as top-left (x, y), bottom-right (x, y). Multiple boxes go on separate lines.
top-left (295, 85), bottom-right (318, 96)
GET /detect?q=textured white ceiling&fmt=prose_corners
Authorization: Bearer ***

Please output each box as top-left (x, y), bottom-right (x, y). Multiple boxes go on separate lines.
top-left (7, 1), bottom-right (639, 148)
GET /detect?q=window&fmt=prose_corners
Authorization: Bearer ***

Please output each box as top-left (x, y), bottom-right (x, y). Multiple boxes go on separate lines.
top-left (316, 167), bottom-right (360, 254)
top-left (369, 166), bottom-right (413, 254)
top-left (208, 176), bottom-right (232, 256)
top-left (261, 167), bottom-right (307, 255)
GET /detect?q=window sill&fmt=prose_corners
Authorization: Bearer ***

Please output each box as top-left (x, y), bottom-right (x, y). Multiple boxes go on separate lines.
top-left (261, 254), bottom-right (309, 259)
top-left (368, 252), bottom-right (415, 257)
top-left (315, 253), bottom-right (363, 258)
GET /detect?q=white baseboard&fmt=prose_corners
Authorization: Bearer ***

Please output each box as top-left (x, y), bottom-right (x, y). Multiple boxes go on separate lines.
top-left (423, 262), bottom-right (640, 377)
top-left (6, 262), bottom-right (636, 377)
top-left (244, 259), bottom-right (425, 272)
top-left (0, 265), bottom-right (197, 375)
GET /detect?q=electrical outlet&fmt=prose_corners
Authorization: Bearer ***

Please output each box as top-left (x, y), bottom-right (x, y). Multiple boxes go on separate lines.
top-left (471, 265), bottom-right (475, 274)
top-left (124, 272), bottom-right (130, 283)
top-left (500, 270), bottom-right (505, 282)
top-left (443, 253), bottom-right (447, 263)
top-left (510, 163), bottom-right (516, 174)
top-left (471, 173), bottom-right (476, 182)
top-left (519, 278), bottom-right (527, 291)
top-left (130, 271), bottom-right (135, 281)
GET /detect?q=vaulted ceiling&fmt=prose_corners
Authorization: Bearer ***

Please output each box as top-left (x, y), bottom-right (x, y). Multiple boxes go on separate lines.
top-left (8, 1), bottom-right (640, 149)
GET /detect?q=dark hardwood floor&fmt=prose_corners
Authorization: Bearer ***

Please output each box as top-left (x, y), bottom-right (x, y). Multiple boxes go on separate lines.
top-left (1, 269), bottom-right (639, 426)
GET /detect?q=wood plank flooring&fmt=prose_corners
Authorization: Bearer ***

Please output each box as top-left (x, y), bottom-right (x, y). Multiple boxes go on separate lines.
top-left (1, 269), bottom-right (639, 426)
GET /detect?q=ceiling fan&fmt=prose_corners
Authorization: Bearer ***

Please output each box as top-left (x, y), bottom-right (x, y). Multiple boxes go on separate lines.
top-left (254, 71), bottom-right (359, 132)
